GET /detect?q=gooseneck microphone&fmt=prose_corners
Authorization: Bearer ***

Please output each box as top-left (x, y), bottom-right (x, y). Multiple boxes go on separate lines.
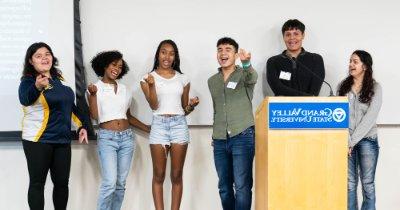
top-left (291, 57), bottom-right (335, 96)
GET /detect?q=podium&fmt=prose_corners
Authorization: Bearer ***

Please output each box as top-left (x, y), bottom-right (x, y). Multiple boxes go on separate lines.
top-left (255, 97), bottom-right (349, 210)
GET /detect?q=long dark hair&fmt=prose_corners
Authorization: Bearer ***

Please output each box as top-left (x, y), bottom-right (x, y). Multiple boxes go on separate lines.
top-left (151, 39), bottom-right (182, 74)
top-left (21, 42), bottom-right (61, 79)
top-left (338, 50), bottom-right (375, 103)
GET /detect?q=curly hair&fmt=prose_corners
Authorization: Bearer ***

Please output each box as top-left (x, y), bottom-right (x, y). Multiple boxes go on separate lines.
top-left (21, 42), bottom-right (62, 80)
top-left (91, 50), bottom-right (129, 79)
top-left (338, 50), bottom-right (375, 104)
top-left (152, 40), bottom-right (182, 74)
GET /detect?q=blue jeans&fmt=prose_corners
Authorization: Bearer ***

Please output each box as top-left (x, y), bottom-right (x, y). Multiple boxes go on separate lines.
top-left (97, 129), bottom-right (135, 210)
top-left (348, 137), bottom-right (379, 210)
top-left (213, 126), bottom-right (255, 210)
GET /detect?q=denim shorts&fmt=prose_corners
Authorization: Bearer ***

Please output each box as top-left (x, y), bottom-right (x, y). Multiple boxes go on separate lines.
top-left (149, 115), bottom-right (190, 145)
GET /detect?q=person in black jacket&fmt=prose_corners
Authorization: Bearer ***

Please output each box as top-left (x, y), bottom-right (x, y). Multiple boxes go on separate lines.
top-left (266, 19), bottom-right (325, 96)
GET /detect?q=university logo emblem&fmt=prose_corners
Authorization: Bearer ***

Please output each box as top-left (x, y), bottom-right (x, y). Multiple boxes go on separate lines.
top-left (269, 102), bottom-right (349, 129)
top-left (332, 108), bottom-right (346, 122)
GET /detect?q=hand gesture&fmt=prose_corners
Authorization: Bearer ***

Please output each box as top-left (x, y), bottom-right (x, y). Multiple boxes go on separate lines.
top-left (87, 84), bottom-right (98, 95)
top-left (189, 96), bottom-right (200, 107)
top-left (239, 49), bottom-right (251, 63)
top-left (35, 74), bottom-right (49, 91)
top-left (78, 128), bottom-right (88, 144)
top-left (144, 74), bottom-right (155, 86)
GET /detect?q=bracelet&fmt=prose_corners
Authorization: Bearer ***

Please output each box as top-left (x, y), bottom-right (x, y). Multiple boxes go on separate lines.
top-left (242, 61), bottom-right (251, 69)
top-left (185, 105), bottom-right (194, 113)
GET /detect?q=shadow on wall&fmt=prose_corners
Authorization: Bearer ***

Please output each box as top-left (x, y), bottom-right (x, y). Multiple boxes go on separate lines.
top-left (262, 64), bottom-right (275, 98)
top-left (260, 25), bottom-right (283, 98)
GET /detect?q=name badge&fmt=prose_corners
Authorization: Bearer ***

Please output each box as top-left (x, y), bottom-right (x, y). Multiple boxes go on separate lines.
top-left (227, 81), bottom-right (237, 89)
top-left (279, 71), bottom-right (291, 81)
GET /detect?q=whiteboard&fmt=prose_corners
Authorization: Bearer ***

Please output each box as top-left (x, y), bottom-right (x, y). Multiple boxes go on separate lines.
top-left (80, 0), bottom-right (399, 125)
top-left (0, 0), bottom-right (75, 131)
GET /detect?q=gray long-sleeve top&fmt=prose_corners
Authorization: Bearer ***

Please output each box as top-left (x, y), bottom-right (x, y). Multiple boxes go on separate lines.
top-left (348, 82), bottom-right (382, 147)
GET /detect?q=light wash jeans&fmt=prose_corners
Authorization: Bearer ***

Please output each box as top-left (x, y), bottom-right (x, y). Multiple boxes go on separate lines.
top-left (97, 128), bottom-right (135, 210)
top-left (348, 137), bottom-right (379, 210)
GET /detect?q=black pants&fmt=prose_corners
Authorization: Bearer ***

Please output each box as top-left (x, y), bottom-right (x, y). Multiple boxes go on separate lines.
top-left (22, 140), bottom-right (71, 210)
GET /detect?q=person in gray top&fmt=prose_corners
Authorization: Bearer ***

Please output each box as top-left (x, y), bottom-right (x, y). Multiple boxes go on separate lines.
top-left (337, 50), bottom-right (382, 210)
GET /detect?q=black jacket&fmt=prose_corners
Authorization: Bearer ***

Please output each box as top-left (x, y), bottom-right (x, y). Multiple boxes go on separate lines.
top-left (266, 49), bottom-right (325, 96)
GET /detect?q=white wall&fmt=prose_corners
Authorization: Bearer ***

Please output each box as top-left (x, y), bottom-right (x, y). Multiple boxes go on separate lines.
top-left (80, 0), bottom-right (400, 124)
top-left (1, 126), bottom-right (399, 210)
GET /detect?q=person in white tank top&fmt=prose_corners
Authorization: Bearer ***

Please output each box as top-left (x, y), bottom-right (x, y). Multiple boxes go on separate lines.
top-left (87, 51), bottom-right (150, 210)
top-left (140, 40), bottom-right (199, 210)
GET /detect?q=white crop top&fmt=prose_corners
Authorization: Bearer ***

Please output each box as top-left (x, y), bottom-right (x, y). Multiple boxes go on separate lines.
top-left (93, 80), bottom-right (132, 123)
top-left (142, 71), bottom-right (190, 115)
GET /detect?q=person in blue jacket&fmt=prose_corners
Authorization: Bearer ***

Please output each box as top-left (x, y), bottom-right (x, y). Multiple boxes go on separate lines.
top-left (18, 42), bottom-right (88, 210)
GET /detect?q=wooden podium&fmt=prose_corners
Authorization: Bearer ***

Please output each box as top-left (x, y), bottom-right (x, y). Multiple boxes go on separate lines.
top-left (255, 97), bottom-right (348, 210)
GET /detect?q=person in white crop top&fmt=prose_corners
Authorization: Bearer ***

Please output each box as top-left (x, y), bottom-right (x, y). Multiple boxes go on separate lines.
top-left (140, 40), bottom-right (199, 210)
top-left (87, 51), bottom-right (150, 210)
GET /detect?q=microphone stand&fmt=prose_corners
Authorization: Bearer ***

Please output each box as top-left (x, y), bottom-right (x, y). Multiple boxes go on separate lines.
top-left (291, 57), bottom-right (335, 96)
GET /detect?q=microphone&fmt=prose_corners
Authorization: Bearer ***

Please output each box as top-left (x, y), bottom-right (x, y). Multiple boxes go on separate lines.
top-left (291, 57), bottom-right (335, 96)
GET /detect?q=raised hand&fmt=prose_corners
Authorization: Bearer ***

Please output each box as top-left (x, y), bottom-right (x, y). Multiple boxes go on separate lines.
top-left (87, 84), bottom-right (98, 95)
top-left (35, 74), bottom-right (49, 91)
top-left (144, 73), bottom-right (155, 86)
top-left (239, 48), bottom-right (251, 63)
top-left (189, 96), bottom-right (200, 107)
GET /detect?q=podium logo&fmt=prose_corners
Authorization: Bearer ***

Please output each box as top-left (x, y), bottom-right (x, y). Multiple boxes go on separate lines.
top-left (269, 102), bottom-right (349, 129)
top-left (332, 108), bottom-right (346, 122)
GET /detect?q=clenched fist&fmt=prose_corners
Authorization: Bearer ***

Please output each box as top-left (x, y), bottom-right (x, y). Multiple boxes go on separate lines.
top-left (144, 73), bottom-right (155, 86)
top-left (35, 74), bottom-right (49, 91)
top-left (189, 96), bottom-right (200, 108)
top-left (87, 84), bottom-right (98, 95)
top-left (239, 49), bottom-right (251, 63)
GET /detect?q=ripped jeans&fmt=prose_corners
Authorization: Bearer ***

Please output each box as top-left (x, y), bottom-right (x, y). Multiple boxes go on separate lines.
top-left (348, 137), bottom-right (379, 210)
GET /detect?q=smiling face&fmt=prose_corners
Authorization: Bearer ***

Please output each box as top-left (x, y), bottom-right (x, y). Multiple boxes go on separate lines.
top-left (283, 29), bottom-right (304, 54)
top-left (349, 53), bottom-right (366, 79)
top-left (158, 43), bottom-right (175, 69)
top-left (29, 47), bottom-right (53, 75)
top-left (104, 59), bottom-right (123, 81)
top-left (217, 44), bottom-right (238, 69)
